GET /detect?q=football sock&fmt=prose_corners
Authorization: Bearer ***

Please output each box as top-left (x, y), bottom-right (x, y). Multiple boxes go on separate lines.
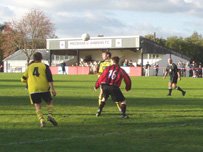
top-left (98, 98), bottom-right (102, 106)
top-left (120, 104), bottom-right (126, 115)
top-left (98, 93), bottom-right (103, 105)
top-left (168, 88), bottom-right (172, 95)
top-left (36, 110), bottom-right (45, 122)
top-left (98, 101), bottom-right (105, 113)
top-left (115, 102), bottom-right (121, 112)
top-left (47, 104), bottom-right (54, 117)
top-left (176, 86), bottom-right (184, 92)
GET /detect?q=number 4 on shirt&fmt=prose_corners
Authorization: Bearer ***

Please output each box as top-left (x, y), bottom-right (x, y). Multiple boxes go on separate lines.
top-left (33, 67), bottom-right (40, 77)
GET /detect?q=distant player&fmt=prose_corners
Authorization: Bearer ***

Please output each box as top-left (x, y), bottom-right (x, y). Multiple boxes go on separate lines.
top-left (163, 58), bottom-right (186, 96)
top-left (21, 52), bottom-right (57, 127)
top-left (95, 56), bottom-right (132, 118)
top-left (97, 51), bottom-right (121, 111)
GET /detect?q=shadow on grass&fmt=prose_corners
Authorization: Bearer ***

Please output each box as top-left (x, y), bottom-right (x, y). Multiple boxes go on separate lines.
top-left (1, 96), bottom-right (203, 107)
top-left (0, 79), bottom-right (20, 82)
top-left (55, 80), bottom-right (96, 83)
top-left (1, 118), bottom-right (203, 149)
top-left (56, 85), bottom-right (94, 89)
top-left (127, 97), bottom-right (203, 107)
top-left (0, 85), bottom-right (25, 88)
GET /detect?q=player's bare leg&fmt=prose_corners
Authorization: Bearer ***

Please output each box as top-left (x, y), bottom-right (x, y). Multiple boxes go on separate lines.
top-left (120, 101), bottom-right (129, 118)
top-left (35, 103), bottom-right (45, 127)
top-left (96, 98), bottom-right (106, 117)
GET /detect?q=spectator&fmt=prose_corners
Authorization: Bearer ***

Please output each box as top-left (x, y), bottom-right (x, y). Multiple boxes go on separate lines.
top-left (61, 61), bottom-right (66, 75)
top-left (198, 63), bottom-right (202, 78)
top-left (191, 61), bottom-right (197, 78)
top-left (145, 62), bottom-right (151, 77)
top-left (123, 59), bottom-right (129, 67)
top-left (0, 63), bottom-right (3, 72)
top-left (153, 63), bottom-right (159, 76)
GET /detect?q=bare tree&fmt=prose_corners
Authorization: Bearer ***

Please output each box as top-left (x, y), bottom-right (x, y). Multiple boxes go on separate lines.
top-left (2, 9), bottom-right (55, 64)
top-left (1, 23), bottom-right (17, 58)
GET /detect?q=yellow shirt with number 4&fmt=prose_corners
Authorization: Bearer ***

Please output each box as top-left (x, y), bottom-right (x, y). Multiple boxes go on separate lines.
top-left (21, 62), bottom-right (53, 94)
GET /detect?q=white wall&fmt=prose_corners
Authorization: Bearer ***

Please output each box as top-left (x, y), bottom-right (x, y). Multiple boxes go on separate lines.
top-left (3, 60), bottom-right (49, 73)
top-left (147, 54), bottom-right (190, 76)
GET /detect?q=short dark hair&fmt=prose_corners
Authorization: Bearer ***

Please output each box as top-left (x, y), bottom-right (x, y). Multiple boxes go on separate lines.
top-left (106, 52), bottom-right (111, 58)
top-left (102, 50), bottom-right (111, 58)
top-left (111, 56), bottom-right (120, 64)
top-left (33, 52), bottom-right (43, 61)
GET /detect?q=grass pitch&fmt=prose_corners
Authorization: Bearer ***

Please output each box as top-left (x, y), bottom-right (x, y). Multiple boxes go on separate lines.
top-left (0, 73), bottom-right (203, 152)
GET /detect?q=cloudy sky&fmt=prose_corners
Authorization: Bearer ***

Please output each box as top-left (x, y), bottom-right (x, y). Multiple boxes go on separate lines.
top-left (0, 0), bottom-right (203, 38)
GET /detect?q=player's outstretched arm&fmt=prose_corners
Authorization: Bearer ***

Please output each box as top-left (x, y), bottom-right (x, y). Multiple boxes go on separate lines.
top-left (122, 69), bottom-right (131, 91)
top-left (163, 71), bottom-right (168, 79)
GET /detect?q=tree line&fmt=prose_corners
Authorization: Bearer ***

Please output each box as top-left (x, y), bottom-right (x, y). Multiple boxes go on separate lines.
top-left (145, 32), bottom-right (203, 63)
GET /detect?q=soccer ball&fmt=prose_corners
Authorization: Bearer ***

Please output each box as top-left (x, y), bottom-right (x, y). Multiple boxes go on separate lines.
top-left (81, 33), bottom-right (90, 41)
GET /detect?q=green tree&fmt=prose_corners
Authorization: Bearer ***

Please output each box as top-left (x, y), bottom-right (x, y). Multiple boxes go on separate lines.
top-left (145, 32), bottom-right (203, 63)
top-left (184, 32), bottom-right (203, 62)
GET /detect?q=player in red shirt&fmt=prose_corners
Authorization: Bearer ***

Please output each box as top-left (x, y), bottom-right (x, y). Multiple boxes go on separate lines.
top-left (95, 56), bottom-right (131, 118)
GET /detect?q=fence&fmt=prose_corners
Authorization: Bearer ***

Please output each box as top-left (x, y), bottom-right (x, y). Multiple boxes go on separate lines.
top-left (50, 66), bottom-right (142, 76)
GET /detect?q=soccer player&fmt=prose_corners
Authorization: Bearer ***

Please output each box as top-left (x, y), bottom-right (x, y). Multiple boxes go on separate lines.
top-left (163, 58), bottom-right (186, 96)
top-left (97, 51), bottom-right (121, 111)
top-left (21, 52), bottom-right (57, 127)
top-left (95, 56), bottom-right (132, 118)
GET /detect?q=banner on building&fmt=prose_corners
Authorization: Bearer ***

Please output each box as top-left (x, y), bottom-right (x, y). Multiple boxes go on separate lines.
top-left (68, 39), bottom-right (112, 49)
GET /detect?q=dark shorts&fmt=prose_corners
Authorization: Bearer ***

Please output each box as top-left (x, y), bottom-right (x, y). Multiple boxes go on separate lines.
top-left (169, 76), bottom-right (178, 83)
top-left (30, 92), bottom-right (52, 104)
top-left (101, 84), bottom-right (125, 102)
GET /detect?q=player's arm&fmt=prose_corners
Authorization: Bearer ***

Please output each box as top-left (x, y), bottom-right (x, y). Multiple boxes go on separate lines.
top-left (49, 82), bottom-right (56, 96)
top-left (45, 65), bottom-right (56, 96)
top-left (121, 69), bottom-right (132, 91)
top-left (163, 68), bottom-right (168, 79)
top-left (21, 68), bottom-right (28, 83)
top-left (177, 69), bottom-right (181, 81)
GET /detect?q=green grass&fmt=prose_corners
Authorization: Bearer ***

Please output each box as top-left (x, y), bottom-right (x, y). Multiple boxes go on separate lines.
top-left (1, 73), bottom-right (203, 152)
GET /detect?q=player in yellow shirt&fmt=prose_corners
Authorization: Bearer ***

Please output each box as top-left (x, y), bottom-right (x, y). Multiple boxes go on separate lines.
top-left (21, 52), bottom-right (57, 128)
top-left (97, 51), bottom-right (121, 112)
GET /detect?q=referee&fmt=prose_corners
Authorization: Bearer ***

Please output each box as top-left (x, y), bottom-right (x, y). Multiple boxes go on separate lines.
top-left (163, 58), bottom-right (186, 96)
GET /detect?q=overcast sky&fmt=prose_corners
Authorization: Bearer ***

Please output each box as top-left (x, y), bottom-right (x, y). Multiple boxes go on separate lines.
top-left (0, 0), bottom-right (203, 38)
